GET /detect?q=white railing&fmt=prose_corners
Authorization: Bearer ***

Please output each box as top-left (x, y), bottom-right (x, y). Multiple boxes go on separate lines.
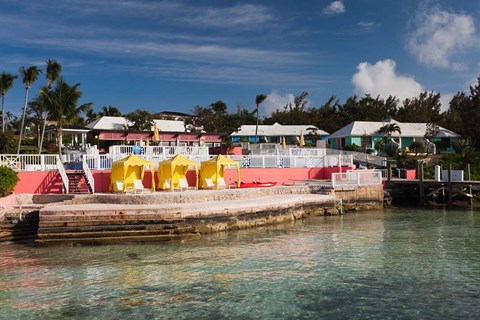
top-left (82, 157), bottom-right (95, 193)
top-left (326, 148), bottom-right (387, 167)
top-left (1, 152), bottom-right (354, 171)
top-left (248, 146), bottom-right (328, 157)
top-left (109, 145), bottom-right (210, 157)
top-left (332, 170), bottom-right (382, 188)
top-left (56, 157), bottom-right (69, 194)
top-left (0, 154), bottom-right (60, 171)
top-left (229, 154), bottom-right (352, 169)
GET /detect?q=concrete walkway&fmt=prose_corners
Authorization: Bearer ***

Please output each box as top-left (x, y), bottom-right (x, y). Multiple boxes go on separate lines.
top-left (40, 193), bottom-right (337, 220)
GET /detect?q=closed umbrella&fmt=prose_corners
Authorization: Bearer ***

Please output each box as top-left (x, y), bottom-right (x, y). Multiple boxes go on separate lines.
top-left (282, 136), bottom-right (287, 149)
top-left (153, 123), bottom-right (160, 142)
top-left (299, 131), bottom-right (305, 147)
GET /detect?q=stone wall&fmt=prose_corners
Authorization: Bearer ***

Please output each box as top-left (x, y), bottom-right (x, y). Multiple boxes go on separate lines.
top-left (334, 185), bottom-right (384, 211)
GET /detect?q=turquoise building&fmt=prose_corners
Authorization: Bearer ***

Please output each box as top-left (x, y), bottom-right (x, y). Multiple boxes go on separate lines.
top-left (329, 119), bottom-right (460, 154)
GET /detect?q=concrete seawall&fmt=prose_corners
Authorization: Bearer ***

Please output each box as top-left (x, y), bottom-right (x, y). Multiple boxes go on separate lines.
top-left (2, 185), bottom-right (384, 245)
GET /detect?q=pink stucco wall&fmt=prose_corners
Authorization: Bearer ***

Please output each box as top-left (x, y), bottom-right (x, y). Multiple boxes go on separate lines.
top-left (0, 193), bottom-right (16, 209)
top-left (13, 166), bottom-right (352, 194)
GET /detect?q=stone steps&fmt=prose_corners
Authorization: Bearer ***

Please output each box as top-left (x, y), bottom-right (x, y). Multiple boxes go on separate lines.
top-left (35, 233), bottom-right (202, 245)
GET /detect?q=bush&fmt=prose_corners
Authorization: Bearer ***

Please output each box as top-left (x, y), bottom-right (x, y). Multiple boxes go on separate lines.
top-left (342, 143), bottom-right (360, 151)
top-left (409, 141), bottom-right (425, 154)
top-left (0, 166), bottom-right (19, 197)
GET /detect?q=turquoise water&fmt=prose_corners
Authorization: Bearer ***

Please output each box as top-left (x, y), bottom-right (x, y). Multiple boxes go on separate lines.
top-left (1, 208), bottom-right (480, 319)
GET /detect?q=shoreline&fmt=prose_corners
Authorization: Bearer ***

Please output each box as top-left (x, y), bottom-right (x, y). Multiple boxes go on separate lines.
top-left (1, 185), bottom-right (384, 245)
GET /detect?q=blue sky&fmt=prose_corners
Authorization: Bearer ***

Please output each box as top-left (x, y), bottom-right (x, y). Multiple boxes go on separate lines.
top-left (1, 0), bottom-right (479, 118)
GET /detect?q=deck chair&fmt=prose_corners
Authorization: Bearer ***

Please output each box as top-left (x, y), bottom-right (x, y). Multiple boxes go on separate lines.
top-left (115, 180), bottom-right (124, 193)
top-left (133, 179), bottom-right (150, 194)
top-left (178, 178), bottom-right (195, 191)
top-left (204, 178), bottom-right (215, 189)
top-left (217, 177), bottom-right (230, 189)
top-left (163, 179), bottom-right (173, 191)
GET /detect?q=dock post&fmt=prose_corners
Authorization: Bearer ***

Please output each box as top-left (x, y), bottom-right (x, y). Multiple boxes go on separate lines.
top-left (448, 164), bottom-right (452, 204)
top-left (419, 161), bottom-right (425, 204)
top-left (387, 161), bottom-right (392, 187)
top-left (467, 163), bottom-right (472, 205)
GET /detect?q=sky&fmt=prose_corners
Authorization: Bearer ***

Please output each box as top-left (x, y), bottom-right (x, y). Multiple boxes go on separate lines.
top-left (1, 0), bottom-right (479, 119)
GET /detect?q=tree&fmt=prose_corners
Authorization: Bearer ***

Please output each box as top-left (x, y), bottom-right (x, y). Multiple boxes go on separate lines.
top-left (26, 98), bottom-right (44, 149)
top-left (124, 109), bottom-right (153, 131)
top-left (378, 123), bottom-right (401, 155)
top-left (38, 78), bottom-right (91, 156)
top-left (100, 105), bottom-right (122, 117)
top-left (254, 94), bottom-right (267, 143)
top-left (0, 72), bottom-right (17, 134)
top-left (39, 59), bottom-right (62, 154)
top-left (442, 78), bottom-right (480, 150)
top-left (397, 91), bottom-right (441, 123)
top-left (18, 65), bottom-right (42, 154)
top-left (424, 122), bottom-right (440, 154)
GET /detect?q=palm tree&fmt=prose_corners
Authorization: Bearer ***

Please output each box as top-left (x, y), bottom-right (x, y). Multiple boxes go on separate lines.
top-left (378, 123), bottom-right (401, 154)
top-left (378, 123), bottom-right (401, 139)
top-left (39, 59), bottom-right (61, 154)
top-left (254, 94), bottom-right (267, 143)
top-left (17, 66), bottom-right (42, 154)
top-left (0, 72), bottom-right (17, 134)
top-left (38, 78), bottom-right (92, 156)
top-left (100, 105), bottom-right (122, 117)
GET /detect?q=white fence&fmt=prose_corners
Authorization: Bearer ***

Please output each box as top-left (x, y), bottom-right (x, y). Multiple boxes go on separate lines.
top-left (0, 152), bottom-right (354, 171)
top-left (109, 145), bottom-right (210, 157)
top-left (0, 154), bottom-right (60, 171)
top-left (332, 170), bottom-right (383, 188)
top-left (326, 148), bottom-right (387, 167)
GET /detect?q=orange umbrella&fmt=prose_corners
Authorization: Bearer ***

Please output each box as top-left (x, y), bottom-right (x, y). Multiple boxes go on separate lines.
top-left (299, 131), bottom-right (305, 147)
top-left (145, 139), bottom-right (150, 146)
top-left (282, 136), bottom-right (287, 149)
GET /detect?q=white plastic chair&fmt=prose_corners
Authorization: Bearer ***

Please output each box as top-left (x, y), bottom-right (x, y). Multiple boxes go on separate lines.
top-left (163, 179), bottom-right (172, 191)
top-left (133, 179), bottom-right (148, 194)
top-left (178, 178), bottom-right (195, 191)
top-left (115, 180), bottom-right (124, 192)
top-left (204, 178), bottom-right (215, 189)
top-left (217, 177), bottom-right (229, 189)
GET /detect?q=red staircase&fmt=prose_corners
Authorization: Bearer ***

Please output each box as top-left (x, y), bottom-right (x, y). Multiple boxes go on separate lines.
top-left (66, 170), bottom-right (93, 194)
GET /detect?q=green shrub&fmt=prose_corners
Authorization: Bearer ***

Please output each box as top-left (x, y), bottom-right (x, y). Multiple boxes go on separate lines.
top-left (409, 141), bottom-right (425, 154)
top-left (0, 166), bottom-right (19, 197)
top-left (342, 143), bottom-right (360, 151)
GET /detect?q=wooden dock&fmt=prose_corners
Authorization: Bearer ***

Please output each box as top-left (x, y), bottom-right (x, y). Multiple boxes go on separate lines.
top-left (386, 162), bottom-right (478, 205)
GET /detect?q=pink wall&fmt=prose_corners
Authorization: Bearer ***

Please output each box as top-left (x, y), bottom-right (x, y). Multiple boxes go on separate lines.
top-left (14, 171), bottom-right (64, 194)
top-left (13, 166), bottom-right (352, 194)
top-left (0, 193), bottom-right (16, 209)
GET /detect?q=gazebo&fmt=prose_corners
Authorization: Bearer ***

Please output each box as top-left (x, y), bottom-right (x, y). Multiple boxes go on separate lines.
top-left (200, 155), bottom-right (241, 189)
top-left (109, 154), bottom-right (155, 192)
top-left (157, 155), bottom-right (199, 191)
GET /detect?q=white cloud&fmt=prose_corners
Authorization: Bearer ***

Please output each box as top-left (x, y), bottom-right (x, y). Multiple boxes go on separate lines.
top-left (352, 59), bottom-right (423, 102)
top-left (186, 4), bottom-right (274, 28)
top-left (357, 21), bottom-right (377, 32)
top-left (439, 93), bottom-right (453, 112)
top-left (407, 6), bottom-right (477, 70)
top-left (323, 1), bottom-right (345, 15)
top-left (261, 91), bottom-right (295, 117)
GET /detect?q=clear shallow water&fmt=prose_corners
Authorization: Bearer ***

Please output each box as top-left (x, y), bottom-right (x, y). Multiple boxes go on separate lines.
top-left (1, 208), bottom-right (480, 319)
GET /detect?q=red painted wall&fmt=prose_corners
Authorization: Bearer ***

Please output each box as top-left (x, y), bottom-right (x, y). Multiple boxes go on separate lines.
top-left (14, 166), bottom-right (352, 194)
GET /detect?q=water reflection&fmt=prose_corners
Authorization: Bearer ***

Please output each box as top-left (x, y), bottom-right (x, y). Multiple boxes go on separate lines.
top-left (0, 208), bottom-right (479, 319)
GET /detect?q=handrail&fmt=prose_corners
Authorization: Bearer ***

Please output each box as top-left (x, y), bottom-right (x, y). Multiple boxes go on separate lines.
top-left (56, 156), bottom-right (69, 194)
top-left (82, 156), bottom-right (95, 194)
